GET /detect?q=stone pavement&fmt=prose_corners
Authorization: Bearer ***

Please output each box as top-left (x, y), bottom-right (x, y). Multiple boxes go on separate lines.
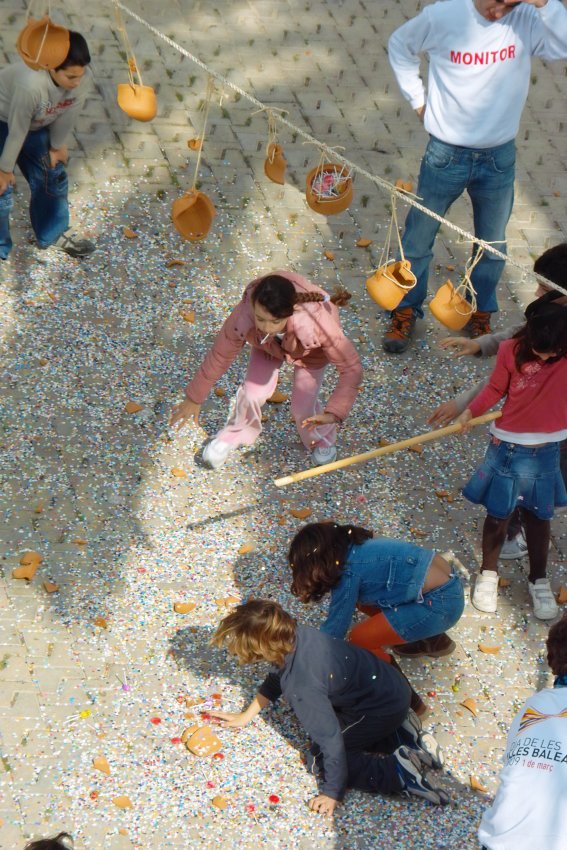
top-left (0, 1), bottom-right (566, 849)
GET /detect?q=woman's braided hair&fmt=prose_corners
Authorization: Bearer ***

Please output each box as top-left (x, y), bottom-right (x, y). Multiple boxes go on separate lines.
top-left (251, 274), bottom-right (351, 318)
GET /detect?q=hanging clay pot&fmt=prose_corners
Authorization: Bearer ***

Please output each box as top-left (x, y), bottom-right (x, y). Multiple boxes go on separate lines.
top-left (429, 280), bottom-right (474, 331)
top-left (264, 143), bottom-right (286, 185)
top-left (306, 163), bottom-right (353, 215)
top-left (117, 83), bottom-right (157, 122)
top-left (366, 260), bottom-right (417, 310)
top-left (17, 16), bottom-right (70, 71)
top-left (172, 190), bottom-right (216, 241)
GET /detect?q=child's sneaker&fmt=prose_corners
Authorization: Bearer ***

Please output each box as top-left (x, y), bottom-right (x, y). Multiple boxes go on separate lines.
top-left (393, 746), bottom-right (449, 805)
top-left (528, 578), bottom-right (559, 620)
top-left (472, 571), bottom-right (499, 613)
top-left (311, 445), bottom-right (337, 466)
top-left (399, 710), bottom-right (444, 770)
top-left (499, 531), bottom-right (528, 560)
top-left (202, 438), bottom-right (233, 469)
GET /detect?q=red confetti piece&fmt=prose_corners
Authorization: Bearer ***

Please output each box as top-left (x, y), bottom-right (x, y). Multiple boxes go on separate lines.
top-left (427, 691), bottom-right (437, 698)
top-left (211, 692), bottom-right (222, 700)
top-left (245, 804), bottom-right (256, 813)
top-left (171, 737), bottom-right (182, 744)
top-left (201, 712), bottom-right (211, 721)
top-left (150, 717), bottom-right (162, 725)
top-left (137, 568), bottom-right (147, 573)
top-left (268, 794), bottom-right (280, 804)
top-left (176, 696), bottom-right (185, 704)
top-left (90, 791), bottom-right (98, 800)
top-left (206, 780), bottom-right (215, 789)
top-left (213, 752), bottom-right (224, 761)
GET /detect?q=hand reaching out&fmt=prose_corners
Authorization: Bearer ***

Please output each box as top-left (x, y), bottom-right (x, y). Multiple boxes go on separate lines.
top-left (440, 337), bottom-right (481, 358)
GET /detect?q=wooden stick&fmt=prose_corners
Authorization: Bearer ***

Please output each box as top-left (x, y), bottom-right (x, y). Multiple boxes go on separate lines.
top-left (274, 411), bottom-right (501, 488)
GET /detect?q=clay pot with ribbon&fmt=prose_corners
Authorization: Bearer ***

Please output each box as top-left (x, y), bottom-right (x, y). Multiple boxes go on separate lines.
top-left (306, 149), bottom-right (353, 215)
top-left (17, 2), bottom-right (70, 71)
top-left (366, 191), bottom-right (417, 310)
top-left (429, 251), bottom-right (482, 330)
top-left (114, 0), bottom-right (157, 122)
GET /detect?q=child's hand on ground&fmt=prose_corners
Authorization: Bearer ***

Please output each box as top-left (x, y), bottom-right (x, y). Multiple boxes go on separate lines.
top-left (455, 409), bottom-right (473, 433)
top-left (440, 337), bottom-right (481, 357)
top-left (0, 170), bottom-right (15, 195)
top-left (428, 400), bottom-right (460, 428)
top-left (207, 710), bottom-right (250, 728)
top-left (170, 399), bottom-right (201, 429)
top-left (308, 795), bottom-right (338, 816)
top-left (301, 413), bottom-right (337, 430)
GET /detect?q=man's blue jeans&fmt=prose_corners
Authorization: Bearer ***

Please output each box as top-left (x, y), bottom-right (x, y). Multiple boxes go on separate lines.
top-left (0, 121), bottom-right (69, 258)
top-left (398, 135), bottom-right (516, 317)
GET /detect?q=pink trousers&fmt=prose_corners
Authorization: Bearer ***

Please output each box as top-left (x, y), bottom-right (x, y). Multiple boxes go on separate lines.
top-left (217, 349), bottom-right (337, 450)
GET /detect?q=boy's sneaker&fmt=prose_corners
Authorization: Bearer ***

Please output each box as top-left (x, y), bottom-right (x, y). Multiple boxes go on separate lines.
top-left (399, 709), bottom-right (444, 770)
top-left (472, 571), bottom-right (499, 613)
top-left (394, 746), bottom-right (449, 805)
top-left (52, 229), bottom-right (95, 258)
top-left (311, 445), bottom-right (337, 466)
top-left (528, 578), bottom-right (559, 620)
top-left (465, 310), bottom-right (491, 338)
top-left (499, 531), bottom-right (528, 560)
top-left (382, 307), bottom-right (416, 353)
top-left (202, 438), bottom-right (233, 469)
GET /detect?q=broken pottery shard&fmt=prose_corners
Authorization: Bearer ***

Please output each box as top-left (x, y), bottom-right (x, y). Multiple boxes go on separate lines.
top-left (125, 401), bottom-right (143, 414)
top-left (173, 602), bottom-right (196, 614)
top-left (123, 227), bottom-right (137, 239)
top-left (43, 581), bottom-right (59, 593)
top-left (290, 508), bottom-right (312, 520)
top-left (478, 643), bottom-right (500, 654)
top-left (171, 468), bottom-right (187, 478)
top-left (498, 577), bottom-right (511, 588)
top-left (188, 138), bottom-right (203, 151)
top-left (469, 776), bottom-right (488, 793)
top-left (72, 538), bottom-right (88, 545)
top-left (112, 796), bottom-right (133, 809)
top-left (378, 438), bottom-right (390, 448)
top-left (238, 544), bottom-right (254, 555)
top-left (181, 724), bottom-right (200, 743)
top-left (356, 238), bottom-right (372, 247)
top-left (211, 795), bottom-right (229, 810)
top-left (267, 390), bottom-right (288, 404)
top-left (94, 616), bottom-right (108, 629)
top-left (395, 179), bottom-right (413, 193)
top-left (179, 309), bottom-right (196, 323)
top-left (166, 259), bottom-right (186, 268)
top-left (186, 726), bottom-right (222, 757)
top-left (13, 551), bottom-right (43, 580)
top-left (324, 250), bottom-right (335, 261)
top-left (408, 444), bottom-right (423, 454)
top-left (214, 388), bottom-right (226, 397)
top-left (460, 698), bottom-right (478, 717)
top-left (93, 755), bottom-right (111, 775)
top-left (557, 585), bottom-right (567, 604)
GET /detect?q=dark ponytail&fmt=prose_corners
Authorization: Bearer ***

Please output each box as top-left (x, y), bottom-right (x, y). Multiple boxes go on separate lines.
top-left (251, 274), bottom-right (351, 319)
top-left (513, 295), bottom-right (567, 370)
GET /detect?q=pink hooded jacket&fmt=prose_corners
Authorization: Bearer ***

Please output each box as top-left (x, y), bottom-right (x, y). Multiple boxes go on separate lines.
top-left (185, 271), bottom-right (363, 422)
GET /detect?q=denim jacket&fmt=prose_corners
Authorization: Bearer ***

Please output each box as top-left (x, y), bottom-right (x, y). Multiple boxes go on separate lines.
top-left (321, 538), bottom-right (434, 639)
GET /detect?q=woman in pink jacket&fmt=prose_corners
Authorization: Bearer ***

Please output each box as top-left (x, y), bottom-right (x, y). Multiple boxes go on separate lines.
top-left (170, 271), bottom-right (363, 468)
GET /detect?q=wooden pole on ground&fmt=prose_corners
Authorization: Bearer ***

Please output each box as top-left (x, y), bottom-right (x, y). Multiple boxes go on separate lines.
top-left (274, 411), bottom-right (501, 488)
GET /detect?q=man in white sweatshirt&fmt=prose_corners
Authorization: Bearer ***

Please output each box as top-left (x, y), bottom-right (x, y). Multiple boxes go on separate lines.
top-left (384, 0), bottom-right (567, 353)
top-left (0, 30), bottom-right (95, 260)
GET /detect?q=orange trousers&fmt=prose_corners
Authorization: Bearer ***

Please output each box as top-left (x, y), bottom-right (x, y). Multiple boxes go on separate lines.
top-left (348, 604), bottom-right (406, 663)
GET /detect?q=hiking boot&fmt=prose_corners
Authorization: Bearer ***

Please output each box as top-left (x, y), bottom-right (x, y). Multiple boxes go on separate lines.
top-left (382, 307), bottom-right (416, 353)
top-left (393, 633), bottom-right (456, 659)
top-left (465, 310), bottom-right (491, 339)
top-left (393, 746), bottom-right (449, 805)
top-left (311, 445), bottom-right (337, 466)
top-left (528, 578), bottom-right (559, 621)
top-left (52, 229), bottom-right (96, 258)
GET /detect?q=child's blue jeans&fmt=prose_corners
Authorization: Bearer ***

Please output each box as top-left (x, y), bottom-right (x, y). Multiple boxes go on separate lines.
top-left (0, 121), bottom-right (70, 258)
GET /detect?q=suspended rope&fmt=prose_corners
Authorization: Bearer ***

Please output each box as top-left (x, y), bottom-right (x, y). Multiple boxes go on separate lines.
top-left (113, 0), bottom-right (567, 298)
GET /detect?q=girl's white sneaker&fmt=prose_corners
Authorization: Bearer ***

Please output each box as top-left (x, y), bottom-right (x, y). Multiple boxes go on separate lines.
top-left (528, 579), bottom-right (559, 620)
top-left (311, 445), bottom-right (337, 466)
top-left (202, 438), bottom-right (233, 469)
top-left (472, 572), bottom-right (499, 613)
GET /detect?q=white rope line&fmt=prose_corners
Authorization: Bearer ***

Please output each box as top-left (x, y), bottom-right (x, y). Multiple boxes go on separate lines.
top-left (114, 0), bottom-right (567, 298)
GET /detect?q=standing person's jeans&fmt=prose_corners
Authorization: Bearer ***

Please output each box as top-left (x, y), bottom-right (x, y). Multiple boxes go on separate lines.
top-left (217, 347), bottom-right (337, 451)
top-left (398, 136), bottom-right (516, 318)
top-left (0, 122), bottom-right (69, 258)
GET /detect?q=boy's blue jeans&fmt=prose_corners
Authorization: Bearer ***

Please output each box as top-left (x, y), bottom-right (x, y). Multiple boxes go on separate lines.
top-left (398, 135), bottom-right (516, 317)
top-left (0, 121), bottom-right (69, 258)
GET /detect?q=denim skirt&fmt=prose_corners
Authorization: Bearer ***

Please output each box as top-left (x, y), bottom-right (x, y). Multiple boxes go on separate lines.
top-left (382, 572), bottom-right (465, 642)
top-left (463, 439), bottom-right (567, 520)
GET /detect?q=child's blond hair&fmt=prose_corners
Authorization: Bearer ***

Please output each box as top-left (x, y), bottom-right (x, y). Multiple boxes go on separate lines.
top-left (211, 599), bottom-right (296, 666)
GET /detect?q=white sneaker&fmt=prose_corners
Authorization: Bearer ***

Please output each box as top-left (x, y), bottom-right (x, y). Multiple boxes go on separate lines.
top-left (311, 445), bottom-right (337, 466)
top-left (528, 579), bottom-right (559, 620)
top-left (202, 438), bottom-right (233, 469)
top-left (499, 531), bottom-right (528, 560)
top-left (472, 572), bottom-right (499, 613)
